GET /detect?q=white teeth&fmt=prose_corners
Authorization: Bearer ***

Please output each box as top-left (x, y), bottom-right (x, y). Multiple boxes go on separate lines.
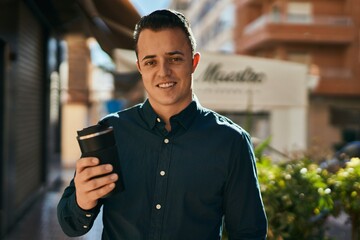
top-left (158, 82), bottom-right (175, 88)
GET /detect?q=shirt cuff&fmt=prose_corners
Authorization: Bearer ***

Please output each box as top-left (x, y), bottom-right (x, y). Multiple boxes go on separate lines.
top-left (69, 193), bottom-right (99, 230)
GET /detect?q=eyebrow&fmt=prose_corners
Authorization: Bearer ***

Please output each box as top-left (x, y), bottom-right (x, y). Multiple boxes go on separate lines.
top-left (141, 51), bottom-right (184, 62)
top-left (141, 55), bottom-right (156, 62)
top-left (167, 50), bottom-right (184, 56)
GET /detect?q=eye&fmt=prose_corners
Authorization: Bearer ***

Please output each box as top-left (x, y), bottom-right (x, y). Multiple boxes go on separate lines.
top-left (144, 60), bottom-right (156, 66)
top-left (170, 57), bottom-right (183, 63)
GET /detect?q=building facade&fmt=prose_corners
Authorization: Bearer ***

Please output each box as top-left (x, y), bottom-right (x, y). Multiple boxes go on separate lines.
top-left (171, 0), bottom-right (360, 157)
top-left (171, 0), bottom-right (236, 52)
top-left (0, 1), bottom-right (62, 236)
top-left (235, 0), bottom-right (360, 157)
top-left (171, 0), bottom-right (308, 155)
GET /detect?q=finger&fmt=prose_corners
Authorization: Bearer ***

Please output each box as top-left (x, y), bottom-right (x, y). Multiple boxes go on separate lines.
top-left (83, 173), bottom-right (118, 192)
top-left (79, 164), bottom-right (114, 182)
top-left (87, 182), bottom-right (117, 199)
top-left (76, 157), bottom-right (100, 172)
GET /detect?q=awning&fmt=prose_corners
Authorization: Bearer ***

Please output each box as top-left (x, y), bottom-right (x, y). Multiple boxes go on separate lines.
top-left (76, 0), bottom-right (141, 54)
top-left (25, 0), bottom-right (141, 54)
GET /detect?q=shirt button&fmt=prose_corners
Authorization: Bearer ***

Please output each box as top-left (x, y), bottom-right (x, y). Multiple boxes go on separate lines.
top-left (156, 117), bottom-right (161, 122)
top-left (83, 225), bottom-right (88, 229)
top-left (156, 204), bottom-right (161, 210)
top-left (85, 214), bottom-right (92, 218)
top-left (160, 171), bottom-right (165, 176)
top-left (164, 138), bottom-right (169, 144)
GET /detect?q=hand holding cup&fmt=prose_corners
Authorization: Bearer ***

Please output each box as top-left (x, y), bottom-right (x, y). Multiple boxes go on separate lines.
top-left (74, 157), bottom-right (118, 210)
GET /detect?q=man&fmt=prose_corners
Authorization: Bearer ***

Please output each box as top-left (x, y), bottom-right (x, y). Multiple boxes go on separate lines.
top-left (58, 9), bottom-right (267, 240)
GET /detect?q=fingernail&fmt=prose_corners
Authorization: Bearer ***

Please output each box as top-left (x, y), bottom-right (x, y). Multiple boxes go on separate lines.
top-left (92, 158), bottom-right (99, 164)
top-left (109, 183), bottom-right (115, 188)
top-left (110, 174), bottom-right (118, 180)
top-left (105, 164), bottom-right (113, 171)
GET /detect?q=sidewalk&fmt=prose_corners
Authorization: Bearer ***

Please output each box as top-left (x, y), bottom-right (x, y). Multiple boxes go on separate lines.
top-left (3, 169), bottom-right (102, 240)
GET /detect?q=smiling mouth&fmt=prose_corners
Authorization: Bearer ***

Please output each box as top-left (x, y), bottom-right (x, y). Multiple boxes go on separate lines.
top-left (157, 82), bottom-right (176, 89)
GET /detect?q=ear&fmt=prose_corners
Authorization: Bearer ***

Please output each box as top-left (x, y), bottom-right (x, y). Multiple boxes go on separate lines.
top-left (192, 52), bottom-right (200, 73)
top-left (136, 60), bottom-right (141, 73)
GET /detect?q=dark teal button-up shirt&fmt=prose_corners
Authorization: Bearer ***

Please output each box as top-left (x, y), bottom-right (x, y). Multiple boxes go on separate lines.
top-left (57, 97), bottom-right (267, 240)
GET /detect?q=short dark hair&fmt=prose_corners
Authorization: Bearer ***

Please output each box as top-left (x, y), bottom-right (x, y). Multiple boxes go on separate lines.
top-left (133, 9), bottom-right (196, 57)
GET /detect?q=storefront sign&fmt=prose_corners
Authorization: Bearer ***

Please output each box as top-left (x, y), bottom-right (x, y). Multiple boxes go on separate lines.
top-left (193, 52), bottom-right (308, 111)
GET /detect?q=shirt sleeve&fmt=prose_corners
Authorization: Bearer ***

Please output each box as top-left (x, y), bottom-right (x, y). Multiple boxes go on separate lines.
top-left (223, 131), bottom-right (268, 240)
top-left (57, 177), bottom-right (102, 237)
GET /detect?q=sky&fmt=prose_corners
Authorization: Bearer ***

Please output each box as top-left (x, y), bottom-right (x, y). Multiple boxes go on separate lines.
top-left (130, 0), bottom-right (171, 15)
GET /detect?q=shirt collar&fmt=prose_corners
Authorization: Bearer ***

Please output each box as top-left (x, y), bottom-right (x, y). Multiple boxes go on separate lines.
top-left (140, 96), bottom-right (201, 130)
top-left (140, 99), bottom-right (158, 129)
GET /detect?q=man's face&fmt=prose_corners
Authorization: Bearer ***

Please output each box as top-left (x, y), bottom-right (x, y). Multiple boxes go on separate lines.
top-left (136, 28), bottom-right (200, 113)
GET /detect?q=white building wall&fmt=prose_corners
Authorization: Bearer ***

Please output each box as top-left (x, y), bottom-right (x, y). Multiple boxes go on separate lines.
top-left (172, 0), bottom-right (234, 52)
top-left (193, 52), bottom-right (309, 154)
top-left (271, 107), bottom-right (307, 154)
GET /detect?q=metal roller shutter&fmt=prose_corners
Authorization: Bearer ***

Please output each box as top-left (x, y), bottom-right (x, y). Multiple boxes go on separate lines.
top-left (13, 2), bottom-right (44, 209)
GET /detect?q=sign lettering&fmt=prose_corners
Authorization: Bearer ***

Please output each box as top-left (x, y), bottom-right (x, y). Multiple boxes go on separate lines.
top-left (195, 63), bottom-right (266, 84)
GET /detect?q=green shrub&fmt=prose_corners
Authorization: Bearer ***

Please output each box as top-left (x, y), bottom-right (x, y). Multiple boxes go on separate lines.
top-left (328, 157), bottom-right (360, 240)
top-left (222, 139), bottom-right (359, 239)
top-left (256, 157), bottom-right (333, 239)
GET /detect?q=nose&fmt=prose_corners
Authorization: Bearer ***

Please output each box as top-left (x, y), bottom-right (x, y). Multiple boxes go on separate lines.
top-left (158, 61), bottom-right (171, 78)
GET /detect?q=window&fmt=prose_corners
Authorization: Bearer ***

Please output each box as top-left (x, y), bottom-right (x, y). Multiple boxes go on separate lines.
top-left (287, 52), bottom-right (312, 65)
top-left (287, 2), bottom-right (313, 23)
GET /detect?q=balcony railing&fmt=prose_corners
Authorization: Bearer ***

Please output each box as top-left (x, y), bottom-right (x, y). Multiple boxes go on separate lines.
top-left (244, 14), bottom-right (354, 35)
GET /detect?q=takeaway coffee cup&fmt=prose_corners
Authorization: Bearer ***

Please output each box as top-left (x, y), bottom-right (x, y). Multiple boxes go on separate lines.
top-left (77, 124), bottom-right (123, 196)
